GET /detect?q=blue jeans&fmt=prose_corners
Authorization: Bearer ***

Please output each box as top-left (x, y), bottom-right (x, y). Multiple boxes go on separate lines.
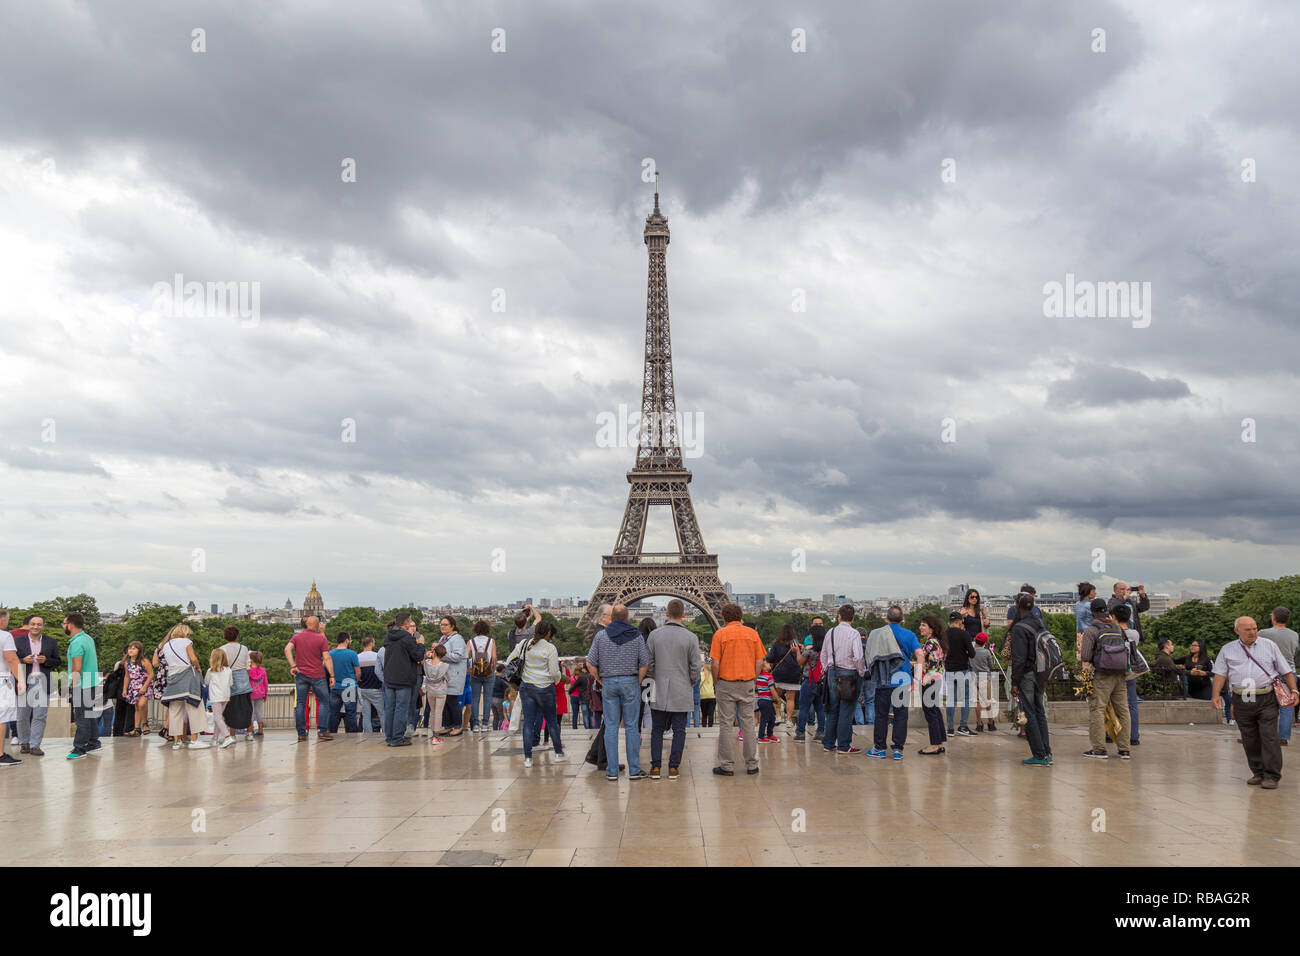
top-left (601, 675), bottom-right (642, 776)
top-left (945, 670), bottom-right (972, 729)
top-left (797, 677), bottom-right (825, 735)
top-left (469, 676), bottom-right (494, 730)
top-left (853, 676), bottom-right (874, 724)
top-left (521, 682), bottom-right (562, 759)
top-left (294, 674), bottom-right (330, 737)
top-left (71, 704), bottom-right (100, 756)
top-left (822, 668), bottom-right (860, 752)
top-left (692, 679), bottom-right (702, 727)
top-left (383, 684), bottom-right (414, 745)
top-left (329, 683), bottom-right (358, 733)
top-left (580, 700), bottom-right (594, 729)
top-left (1280, 699), bottom-right (1295, 741)
top-left (1126, 677), bottom-right (1140, 743)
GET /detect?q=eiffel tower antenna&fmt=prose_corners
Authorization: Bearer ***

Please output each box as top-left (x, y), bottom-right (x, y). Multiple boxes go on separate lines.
top-left (579, 181), bottom-right (730, 638)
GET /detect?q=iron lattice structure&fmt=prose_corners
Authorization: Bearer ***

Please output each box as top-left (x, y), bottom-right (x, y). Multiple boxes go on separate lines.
top-left (579, 187), bottom-right (730, 638)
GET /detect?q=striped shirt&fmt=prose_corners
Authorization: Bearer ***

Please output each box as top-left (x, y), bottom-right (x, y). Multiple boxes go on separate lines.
top-left (755, 673), bottom-right (773, 699)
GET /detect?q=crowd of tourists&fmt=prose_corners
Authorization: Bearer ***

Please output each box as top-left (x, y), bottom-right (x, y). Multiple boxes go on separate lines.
top-left (0, 588), bottom-right (1297, 789)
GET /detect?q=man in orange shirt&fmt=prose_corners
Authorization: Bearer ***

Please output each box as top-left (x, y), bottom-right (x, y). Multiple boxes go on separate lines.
top-left (710, 603), bottom-right (767, 776)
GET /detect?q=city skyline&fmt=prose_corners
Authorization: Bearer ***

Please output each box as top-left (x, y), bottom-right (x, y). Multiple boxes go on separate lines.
top-left (3, 2), bottom-right (1299, 612)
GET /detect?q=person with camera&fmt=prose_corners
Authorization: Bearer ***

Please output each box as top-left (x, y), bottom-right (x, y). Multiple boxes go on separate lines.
top-left (1108, 582), bottom-right (1147, 744)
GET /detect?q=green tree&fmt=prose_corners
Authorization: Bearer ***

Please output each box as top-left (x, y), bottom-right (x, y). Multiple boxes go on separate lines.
top-left (1144, 600), bottom-right (1235, 658)
top-left (1218, 576), bottom-right (1300, 630)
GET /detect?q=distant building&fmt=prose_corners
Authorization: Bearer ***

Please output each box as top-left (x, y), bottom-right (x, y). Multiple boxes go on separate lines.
top-left (948, 584), bottom-right (968, 605)
top-left (210, 604), bottom-right (219, 614)
top-left (822, 593), bottom-right (836, 605)
top-left (187, 601), bottom-right (197, 614)
top-left (303, 580), bottom-right (324, 619)
top-left (734, 593), bottom-right (775, 609)
top-left (284, 599), bottom-right (294, 611)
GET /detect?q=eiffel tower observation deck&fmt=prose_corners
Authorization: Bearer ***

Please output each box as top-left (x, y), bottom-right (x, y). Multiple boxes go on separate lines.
top-left (579, 180), bottom-right (730, 637)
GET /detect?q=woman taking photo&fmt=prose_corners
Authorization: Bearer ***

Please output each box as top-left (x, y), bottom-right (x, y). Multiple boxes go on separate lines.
top-left (504, 619), bottom-right (567, 768)
top-left (959, 589), bottom-right (989, 640)
top-left (766, 624), bottom-right (805, 734)
top-left (917, 615), bottom-right (948, 755)
top-left (154, 624), bottom-right (208, 750)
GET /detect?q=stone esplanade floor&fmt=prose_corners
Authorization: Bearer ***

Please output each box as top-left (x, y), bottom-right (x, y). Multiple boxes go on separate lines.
top-left (1, 722), bottom-right (1291, 867)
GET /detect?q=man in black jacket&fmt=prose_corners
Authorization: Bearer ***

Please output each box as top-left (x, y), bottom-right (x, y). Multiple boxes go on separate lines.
top-left (14, 615), bottom-right (61, 756)
top-left (381, 612), bottom-right (425, 747)
top-left (944, 610), bottom-right (977, 736)
top-left (1008, 593), bottom-right (1051, 766)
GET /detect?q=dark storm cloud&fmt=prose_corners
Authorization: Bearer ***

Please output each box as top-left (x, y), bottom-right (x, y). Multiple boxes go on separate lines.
top-left (2, 0), bottom-right (1300, 607)
top-left (1046, 364), bottom-right (1192, 408)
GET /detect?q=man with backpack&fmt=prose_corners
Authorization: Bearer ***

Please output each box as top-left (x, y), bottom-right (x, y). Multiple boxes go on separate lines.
top-left (1008, 592), bottom-right (1054, 765)
top-left (466, 621), bottom-right (498, 733)
top-left (1079, 598), bottom-right (1132, 760)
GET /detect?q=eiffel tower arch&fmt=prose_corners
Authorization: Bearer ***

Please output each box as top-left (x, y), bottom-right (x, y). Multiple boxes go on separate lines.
top-left (579, 181), bottom-right (730, 638)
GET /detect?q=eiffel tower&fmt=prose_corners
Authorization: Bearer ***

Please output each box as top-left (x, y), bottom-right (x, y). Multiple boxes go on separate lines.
top-left (579, 180), bottom-right (730, 637)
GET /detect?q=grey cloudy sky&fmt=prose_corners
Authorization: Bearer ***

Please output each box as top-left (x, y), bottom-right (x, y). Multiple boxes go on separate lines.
top-left (1, 0), bottom-right (1297, 613)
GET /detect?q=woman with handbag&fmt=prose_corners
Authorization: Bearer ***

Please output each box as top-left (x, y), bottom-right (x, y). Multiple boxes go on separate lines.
top-left (766, 625), bottom-right (805, 734)
top-left (917, 615), bottom-right (948, 755)
top-left (218, 626), bottom-right (254, 739)
top-left (154, 624), bottom-right (209, 750)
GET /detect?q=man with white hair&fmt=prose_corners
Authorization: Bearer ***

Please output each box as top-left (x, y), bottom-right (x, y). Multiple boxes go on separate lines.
top-left (1212, 617), bottom-right (1299, 789)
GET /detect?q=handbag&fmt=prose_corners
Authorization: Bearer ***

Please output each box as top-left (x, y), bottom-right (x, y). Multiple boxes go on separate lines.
top-left (502, 639), bottom-right (532, 688)
top-left (1239, 641), bottom-right (1299, 706)
top-left (826, 626), bottom-right (858, 702)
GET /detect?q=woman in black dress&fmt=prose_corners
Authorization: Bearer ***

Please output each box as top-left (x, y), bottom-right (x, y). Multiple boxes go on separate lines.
top-left (1181, 639), bottom-right (1214, 700)
top-left (959, 588), bottom-right (989, 641)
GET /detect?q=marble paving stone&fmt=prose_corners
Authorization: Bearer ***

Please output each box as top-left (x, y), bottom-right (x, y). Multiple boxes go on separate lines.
top-left (1, 725), bottom-right (1286, 866)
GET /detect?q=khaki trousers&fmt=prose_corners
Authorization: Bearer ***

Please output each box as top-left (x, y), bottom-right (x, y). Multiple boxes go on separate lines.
top-left (1088, 670), bottom-right (1131, 751)
top-left (715, 679), bottom-right (758, 772)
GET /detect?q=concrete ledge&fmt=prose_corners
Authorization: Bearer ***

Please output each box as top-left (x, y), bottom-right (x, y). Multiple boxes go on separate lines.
top-left (910, 700), bottom-right (1221, 726)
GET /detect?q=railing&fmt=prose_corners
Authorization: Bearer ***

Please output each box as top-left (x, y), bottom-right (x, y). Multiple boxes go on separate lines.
top-left (603, 553), bottom-right (717, 565)
top-left (146, 684), bottom-right (303, 730)
top-left (1042, 670), bottom-right (1188, 702)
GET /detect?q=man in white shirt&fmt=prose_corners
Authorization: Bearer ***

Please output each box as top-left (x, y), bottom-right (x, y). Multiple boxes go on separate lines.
top-left (1212, 616), bottom-right (1299, 789)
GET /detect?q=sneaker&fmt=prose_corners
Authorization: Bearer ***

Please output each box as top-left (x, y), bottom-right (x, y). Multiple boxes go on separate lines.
top-left (523, 757), bottom-right (533, 768)
top-left (957, 726), bottom-right (975, 737)
top-left (1045, 754), bottom-right (1054, 764)
top-left (947, 727), bottom-right (955, 736)
top-left (553, 751), bottom-right (568, 762)
top-left (747, 766), bottom-right (760, 775)
top-left (837, 747), bottom-right (862, 755)
top-left (668, 767), bottom-right (679, 781)
top-left (66, 752), bottom-right (85, 760)
top-left (0, 753), bottom-right (20, 767)
top-left (219, 736), bottom-right (235, 749)
top-left (318, 732), bottom-right (334, 741)
top-left (20, 743), bottom-right (29, 754)
top-left (711, 766), bottom-right (734, 776)
top-left (28, 748), bottom-right (44, 757)
top-left (973, 724), bottom-right (983, 733)
top-left (892, 750), bottom-right (903, 760)
top-left (1247, 775), bottom-right (1263, 785)
top-left (1261, 778), bottom-right (1279, 789)
top-left (1130, 738), bottom-right (1141, 746)
top-left (188, 740), bottom-right (211, 750)
top-left (1082, 749), bottom-right (1109, 759)
top-left (172, 741), bottom-right (183, 751)
top-left (389, 739), bottom-right (413, 747)
top-left (822, 746), bottom-right (835, 754)
top-left (628, 770), bottom-right (648, 781)
top-left (988, 721), bottom-right (997, 732)
top-left (606, 774), bottom-right (619, 781)
top-left (793, 734), bottom-right (806, 741)
top-left (428, 736), bottom-right (442, 745)
top-left (1022, 756), bottom-right (1050, 766)
top-left (866, 748), bottom-right (887, 758)
top-left (650, 765), bottom-right (661, 779)
top-left (404, 725), bottom-right (415, 738)
top-left (1118, 751), bottom-right (1131, 760)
